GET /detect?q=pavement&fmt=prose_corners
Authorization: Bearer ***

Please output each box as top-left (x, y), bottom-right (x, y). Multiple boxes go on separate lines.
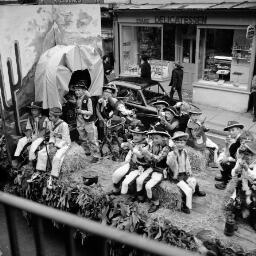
top-left (197, 103), bottom-right (256, 139)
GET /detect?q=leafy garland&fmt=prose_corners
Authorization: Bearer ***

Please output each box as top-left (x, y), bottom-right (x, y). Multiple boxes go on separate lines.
top-left (5, 166), bottom-right (255, 256)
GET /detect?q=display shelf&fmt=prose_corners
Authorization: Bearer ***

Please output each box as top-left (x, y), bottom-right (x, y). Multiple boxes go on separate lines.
top-left (232, 48), bottom-right (251, 52)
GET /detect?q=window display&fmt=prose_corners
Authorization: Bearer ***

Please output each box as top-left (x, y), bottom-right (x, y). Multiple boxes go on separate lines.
top-left (120, 25), bottom-right (171, 80)
top-left (200, 29), bottom-right (252, 90)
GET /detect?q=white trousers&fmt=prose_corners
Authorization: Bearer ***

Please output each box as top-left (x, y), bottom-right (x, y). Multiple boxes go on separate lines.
top-left (14, 136), bottom-right (30, 156)
top-left (112, 162), bottom-right (130, 184)
top-left (121, 169), bottom-right (139, 194)
top-left (206, 137), bottom-right (219, 162)
top-left (36, 145), bottom-right (69, 177)
top-left (177, 177), bottom-right (197, 209)
top-left (28, 137), bottom-right (44, 160)
top-left (145, 172), bottom-right (163, 199)
top-left (136, 167), bottom-right (153, 192)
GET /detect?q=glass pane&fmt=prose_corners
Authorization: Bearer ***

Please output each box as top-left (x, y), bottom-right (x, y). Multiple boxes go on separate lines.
top-left (121, 25), bottom-right (161, 76)
top-left (200, 28), bottom-right (252, 90)
top-left (182, 39), bottom-right (190, 63)
top-left (163, 24), bottom-right (175, 61)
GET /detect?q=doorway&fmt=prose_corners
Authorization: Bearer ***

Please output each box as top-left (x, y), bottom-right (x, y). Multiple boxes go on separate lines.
top-left (177, 25), bottom-right (197, 89)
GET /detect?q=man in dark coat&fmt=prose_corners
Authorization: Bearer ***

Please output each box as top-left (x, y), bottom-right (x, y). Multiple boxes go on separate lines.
top-left (140, 55), bottom-right (151, 80)
top-left (169, 62), bottom-right (184, 102)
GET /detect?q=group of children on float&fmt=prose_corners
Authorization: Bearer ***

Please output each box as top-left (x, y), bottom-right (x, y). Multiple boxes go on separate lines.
top-left (11, 73), bottom-right (256, 229)
top-left (112, 121), bottom-right (206, 214)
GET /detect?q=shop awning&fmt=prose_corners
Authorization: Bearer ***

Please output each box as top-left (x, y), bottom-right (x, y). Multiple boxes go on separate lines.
top-left (115, 1), bottom-right (256, 10)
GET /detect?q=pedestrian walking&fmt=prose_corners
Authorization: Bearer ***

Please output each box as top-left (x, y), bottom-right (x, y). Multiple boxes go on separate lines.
top-left (169, 62), bottom-right (184, 102)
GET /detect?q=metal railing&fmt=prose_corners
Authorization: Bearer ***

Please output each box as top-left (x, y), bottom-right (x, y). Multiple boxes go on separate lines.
top-left (0, 191), bottom-right (200, 256)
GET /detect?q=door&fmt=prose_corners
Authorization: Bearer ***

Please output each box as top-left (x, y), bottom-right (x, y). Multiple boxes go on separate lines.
top-left (181, 38), bottom-right (196, 89)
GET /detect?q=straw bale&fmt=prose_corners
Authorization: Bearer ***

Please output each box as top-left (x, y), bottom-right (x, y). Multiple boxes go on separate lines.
top-left (186, 146), bottom-right (207, 173)
top-left (154, 181), bottom-right (182, 210)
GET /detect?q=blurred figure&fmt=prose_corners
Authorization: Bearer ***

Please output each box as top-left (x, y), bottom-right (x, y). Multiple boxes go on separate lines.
top-left (103, 55), bottom-right (113, 85)
top-left (140, 55), bottom-right (151, 80)
top-left (169, 62), bottom-right (184, 102)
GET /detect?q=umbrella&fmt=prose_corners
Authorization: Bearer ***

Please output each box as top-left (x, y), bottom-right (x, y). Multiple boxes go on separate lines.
top-left (35, 44), bottom-right (104, 109)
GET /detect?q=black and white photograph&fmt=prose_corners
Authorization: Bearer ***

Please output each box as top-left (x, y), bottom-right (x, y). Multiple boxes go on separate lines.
top-left (0, 0), bottom-right (256, 255)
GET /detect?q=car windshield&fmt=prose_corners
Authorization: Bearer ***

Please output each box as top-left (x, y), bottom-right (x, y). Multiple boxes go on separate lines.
top-left (142, 84), bottom-right (166, 103)
top-left (116, 85), bottom-right (144, 105)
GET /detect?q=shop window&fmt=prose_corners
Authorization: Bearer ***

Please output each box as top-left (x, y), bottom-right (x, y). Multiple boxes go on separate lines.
top-left (120, 25), bottom-right (172, 81)
top-left (199, 28), bottom-right (252, 90)
top-left (182, 39), bottom-right (196, 64)
top-left (163, 24), bottom-right (175, 61)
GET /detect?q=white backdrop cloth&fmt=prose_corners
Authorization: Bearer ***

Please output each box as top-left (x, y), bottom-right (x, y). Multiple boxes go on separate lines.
top-left (35, 44), bottom-right (103, 109)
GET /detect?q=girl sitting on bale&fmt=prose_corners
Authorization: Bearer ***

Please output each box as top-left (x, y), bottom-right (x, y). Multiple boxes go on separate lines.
top-left (139, 125), bottom-right (171, 213)
top-left (167, 131), bottom-right (206, 214)
top-left (112, 124), bottom-right (149, 195)
top-left (224, 141), bottom-right (256, 235)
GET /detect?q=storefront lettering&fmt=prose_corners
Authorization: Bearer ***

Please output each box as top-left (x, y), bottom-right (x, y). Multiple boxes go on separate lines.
top-left (136, 18), bottom-right (150, 24)
top-left (155, 15), bottom-right (207, 25)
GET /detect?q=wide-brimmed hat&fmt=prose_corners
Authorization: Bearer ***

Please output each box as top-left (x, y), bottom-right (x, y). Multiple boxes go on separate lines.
top-left (151, 100), bottom-right (169, 108)
top-left (188, 105), bottom-right (202, 115)
top-left (27, 101), bottom-right (43, 109)
top-left (224, 121), bottom-right (244, 131)
top-left (130, 124), bottom-right (147, 134)
top-left (49, 107), bottom-right (62, 116)
top-left (163, 106), bottom-right (179, 117)
top-left (147, 125), bottom-right (170, 138)
top-left (172, 131), bottom-right (189, 141)
top-left (73, 80), bottom-right (89, 90)
top-left (103, 83), bottom-right (116, 94)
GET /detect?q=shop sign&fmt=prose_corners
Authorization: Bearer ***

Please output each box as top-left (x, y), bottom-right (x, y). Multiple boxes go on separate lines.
top-left (38, 0), bottom-right (97, 4)
top-left (155, 15), bottom-right (207, 25)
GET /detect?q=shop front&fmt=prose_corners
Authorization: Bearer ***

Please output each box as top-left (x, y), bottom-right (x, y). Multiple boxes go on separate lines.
top-left (113, 3), bottom-right (256, 112)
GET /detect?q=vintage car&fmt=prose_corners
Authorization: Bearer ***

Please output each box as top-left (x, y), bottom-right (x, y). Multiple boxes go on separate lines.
top-left (108, 77), bottom-right (175, 127)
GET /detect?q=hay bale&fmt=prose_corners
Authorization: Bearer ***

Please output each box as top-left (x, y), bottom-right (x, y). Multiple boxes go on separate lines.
top-left (154, 181), bottom-right (182, 210)
top-left (186, 146), bottom-right (207, 173)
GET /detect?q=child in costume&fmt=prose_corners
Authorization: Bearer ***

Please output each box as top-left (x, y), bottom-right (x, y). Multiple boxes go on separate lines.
top-left (29, 107), bottom-right (71, 189)
top-left (74, 78), bottom-right (100, 163)
top-left (215, 121), bottom-right (244, 190)
top-left (139, 125), bottom-right (171, 213)
top-left (12, 101), bottom-right (48, 168)
top-left (225, 141), bottom-right (256, 234)
top-left (112, 124), bottom-right (149, 195)
top-left (167, 131), bottom-right (206, 214)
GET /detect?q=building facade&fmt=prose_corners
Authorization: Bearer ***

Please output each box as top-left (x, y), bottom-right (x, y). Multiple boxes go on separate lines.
top-left (113, 2), bottom-right (256, 112)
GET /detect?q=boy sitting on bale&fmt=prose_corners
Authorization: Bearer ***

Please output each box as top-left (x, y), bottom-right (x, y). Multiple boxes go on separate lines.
top-left (215, 121), bottom-right (244, 190)
top-left (12, 101), bottom-right (49, 168)
top-left (167, 131), bottom-right (206, 214)
top-left (224, 141), bottom-right (256, 235)
top-left (139, 125), bottom-right (171, 213)
top-left (28, 107), bottom-right (71, 189)
top-left (112, 124), bottom-right (149, 195)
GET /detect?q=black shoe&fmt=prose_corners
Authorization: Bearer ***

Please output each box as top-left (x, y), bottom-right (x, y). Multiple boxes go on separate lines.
top-left (181, 205), bottom-right (190, 214)
top-left (110, 189), bottom-right (121, 196)
top-left (194, 190), bottom-right (206, 197)
top-left (148, 204), bottom-right (159, 213)
top-left (137, 195), bottom-right (145, 203)
top-left (90, 157), bottom-right (99, 163)
top-left (215, 183), bottom-right (226, 190)
top-left (215, 175), bottom-right (224, 182)
top-left (83, 176), bottom-right (98, 186)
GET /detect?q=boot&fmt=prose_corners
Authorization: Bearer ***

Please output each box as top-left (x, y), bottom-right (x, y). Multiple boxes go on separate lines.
top-left (215, 182), bottom-right (226, 190)
top-left (194, 184), bottom-right (206, 197)
top-left (224, 214), bottom-right (236, 236)
top-left (181, 203), bottom-right (190, 214)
